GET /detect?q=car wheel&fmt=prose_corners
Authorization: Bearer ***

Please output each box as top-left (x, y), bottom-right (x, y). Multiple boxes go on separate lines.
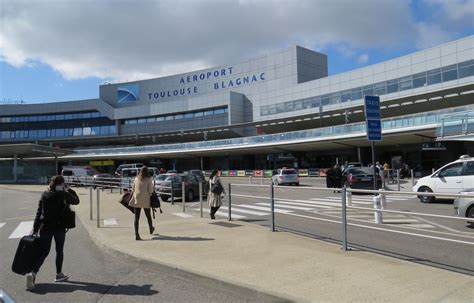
top-left (418, 186), bottom-right (435, 203)
top-left (467, 205), bottom-right (474, 219)
top-left (295, 183), bottom-right (300, 186)
top-left (161, 195), bottom-right (169, 202)
top-left (187, 190), bottom-right (194, 202)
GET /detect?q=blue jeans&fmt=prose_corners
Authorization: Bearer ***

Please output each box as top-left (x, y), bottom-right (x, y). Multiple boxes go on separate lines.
top-left (31, 229), bottom-right (66, 274)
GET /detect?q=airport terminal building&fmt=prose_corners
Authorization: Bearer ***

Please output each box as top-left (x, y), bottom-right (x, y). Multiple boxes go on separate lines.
top-left (1, 36), bottom-right (473, 181)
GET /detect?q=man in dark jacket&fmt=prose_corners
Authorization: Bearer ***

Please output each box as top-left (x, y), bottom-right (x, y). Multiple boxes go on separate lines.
top-left (26, 175), bottom-right (79, 291)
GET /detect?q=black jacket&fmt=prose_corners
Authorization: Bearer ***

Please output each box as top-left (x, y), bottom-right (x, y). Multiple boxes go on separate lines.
top-left (33, 188), bottom-right (80, 233)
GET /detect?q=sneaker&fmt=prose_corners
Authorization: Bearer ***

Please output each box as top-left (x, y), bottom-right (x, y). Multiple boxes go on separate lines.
top-left (26, 272), bottom-right (36, 291)
top-left (55, 273), bottom-right (69, 282)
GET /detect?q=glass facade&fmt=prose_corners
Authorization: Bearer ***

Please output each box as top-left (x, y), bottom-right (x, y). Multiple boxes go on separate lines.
top-left (0, 125), bottom-right (116, 140)
top-left (0, 111), bottom-right (102, 123)
top-left (260, 59), bottom-right (474, 117)
top-left (73, 105), bottom-right (473, 157)
top-left (123, 106), bottom-right (228, 125)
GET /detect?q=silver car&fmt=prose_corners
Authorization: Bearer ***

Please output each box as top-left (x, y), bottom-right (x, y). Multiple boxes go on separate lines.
top-left (272, 168), bottom-right (300, 186)
top-left (453, 188), bottom-right (474, 223)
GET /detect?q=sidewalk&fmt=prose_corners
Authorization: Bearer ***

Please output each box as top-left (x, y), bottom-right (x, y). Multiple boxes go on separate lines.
top-left (3, 185), bottom-right (473, 302)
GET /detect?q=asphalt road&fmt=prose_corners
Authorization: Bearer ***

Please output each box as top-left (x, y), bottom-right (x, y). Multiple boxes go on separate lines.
top-left (0, 188), bottom-right (263, 302)
top-left (185, 177), bottom-right (474, 275)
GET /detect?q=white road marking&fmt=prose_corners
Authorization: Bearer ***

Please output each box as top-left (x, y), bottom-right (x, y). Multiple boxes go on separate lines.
top-left (406, 224), bottom-right (436, 229)
top-left (237, 204), bottom-right (293, 214)
top-left (276, 200), bottom-right (334, 208)
top-left (103, 218), bottom-right (118, 226)
top-left (256, 202), bottom-right (314, 211)
top-left (0, 223), bottom-right (5, 229)
top-left (284, 213), bottom-right (474, 245)
top-left (219, 206), bottom-right (268, 216)
top-left (203, 208), bottom-right (247, 219)
top-left (8, 221), bottom-right (34, 239)
top-left (172, 213), bottom-right (194, 218)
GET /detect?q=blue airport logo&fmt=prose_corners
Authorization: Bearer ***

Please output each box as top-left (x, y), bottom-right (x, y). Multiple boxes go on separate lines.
top-left (117, 84), bottom-right (139, 103)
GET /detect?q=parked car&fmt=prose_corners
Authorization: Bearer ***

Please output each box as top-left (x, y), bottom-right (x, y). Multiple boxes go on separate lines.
top-left (272, 168), bottom-right (300, 186)
top-left (156, 173), bottom-right (206, 202)
top-left (343, 167), bottom-right (382, 190)
top-left (453, 188), bottom-right (474, 223)
top-left (121, 167), bottom-right (158, 190)
top-left (413, 155), bottom-right (474, 203)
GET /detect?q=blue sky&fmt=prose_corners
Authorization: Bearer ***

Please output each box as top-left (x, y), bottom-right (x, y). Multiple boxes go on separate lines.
top-left (1, 0), bottom-right (473, 104)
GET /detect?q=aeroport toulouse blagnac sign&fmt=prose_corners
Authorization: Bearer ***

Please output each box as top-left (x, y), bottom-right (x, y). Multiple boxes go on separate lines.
top-left (118, 66), bottom-right (267, 103)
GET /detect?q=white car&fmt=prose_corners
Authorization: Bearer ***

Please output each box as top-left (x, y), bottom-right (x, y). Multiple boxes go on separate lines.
top-left (272, 168), bottom-right (300, 186)
top-left (413, 155), bottom-right (474, 203)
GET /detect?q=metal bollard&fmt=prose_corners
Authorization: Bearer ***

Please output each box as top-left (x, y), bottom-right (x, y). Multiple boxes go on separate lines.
top-left (171, 181), bottom-right (174, 205)
top-left (373, 195), bottom-right (382, 224)
top-left (96, 189), bottom-right (100, 227)
top-left (341, 186), bottom-right (348, 251)
top-left (249, 176), bottom-right (252, 184)
top-left (182, 181), bottom-right (185, 212)
top-left (260, 176), bottom-right (263, 185)
top-left (228, 183), bottom-right (232, 221)
top-left (199, 182), bottom-right (203, 218)
top-left (397, 169), bottom-right (400, 191)
top-left (271, 182), bottom-right (275, 232)
top-left (381, 172), bottom-right (385, 189)
top-left (346, 190), bottom-right (352, 206)
top-left (411, 169), bottom-right (415, 186)
top-left (432, 168), bottom-right (435, 174)
top-left (89, 187), bottom-right (93, 220)
top-left (379, 190), bottom-right (387, 209)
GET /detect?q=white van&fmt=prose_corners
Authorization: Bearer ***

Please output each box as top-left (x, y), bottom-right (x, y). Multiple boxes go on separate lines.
top-left (121, 167), bottom-right (158, 189)
top-left (61, 166), bottom-right (99, 186)
top-left (114, 163), bottom-right (144, 176)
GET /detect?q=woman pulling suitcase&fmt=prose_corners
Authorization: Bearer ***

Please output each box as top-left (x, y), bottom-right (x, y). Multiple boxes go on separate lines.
top-left (26, 175), bottom-right (80, 291)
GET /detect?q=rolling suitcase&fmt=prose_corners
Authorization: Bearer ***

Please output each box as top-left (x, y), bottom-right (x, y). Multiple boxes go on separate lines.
top-left (12, 235), bottom-right (41, 275)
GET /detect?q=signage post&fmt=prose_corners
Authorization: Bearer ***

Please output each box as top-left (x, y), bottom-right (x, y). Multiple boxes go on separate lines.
top-left (364, 95), bottom-right (382, 191)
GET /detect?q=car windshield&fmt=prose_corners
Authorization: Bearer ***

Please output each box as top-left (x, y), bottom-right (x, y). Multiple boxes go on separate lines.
top-left (282, 170), bottom-right (297, 175)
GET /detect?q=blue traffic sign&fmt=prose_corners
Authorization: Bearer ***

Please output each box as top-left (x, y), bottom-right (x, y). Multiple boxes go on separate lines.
top-left (364, 95), bottom-right (381, 119)
top-left (367, 119), bottom-right (382, 141)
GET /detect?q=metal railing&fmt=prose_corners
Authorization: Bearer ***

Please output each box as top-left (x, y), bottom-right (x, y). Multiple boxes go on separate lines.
top-left (226, 183), bottom-right (474, 251)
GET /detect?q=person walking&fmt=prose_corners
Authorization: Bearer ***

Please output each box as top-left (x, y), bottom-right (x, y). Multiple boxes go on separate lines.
top-left (128, 166), bottom-right (155, 240)
top-left (207, 169), bottom-right (225, 219)
top-left (27, 175), bottom-right (80, 291)
top-left (333, 164), bottom-right (343, 192)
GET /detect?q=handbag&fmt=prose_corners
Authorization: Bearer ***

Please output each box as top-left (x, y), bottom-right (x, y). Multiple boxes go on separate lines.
top-left (61, 205), bottom-right (76, 230)
top-left (211, 181), bottom-right (224, 195)
top-left (150, 192), bottom-right (161, 208)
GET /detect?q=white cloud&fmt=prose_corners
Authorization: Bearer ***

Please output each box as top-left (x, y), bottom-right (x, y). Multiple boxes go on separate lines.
top-left (414, 22), bottom-right (453, 49)
top-left (0, 0), bottom-right (467, 82)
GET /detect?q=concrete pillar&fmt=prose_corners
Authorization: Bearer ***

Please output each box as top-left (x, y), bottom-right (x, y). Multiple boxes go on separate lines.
top-left (55, 156), bottom-right (58, 175)
top-left (200, 156), bottom-right (204, 171)
top-left (13, 154), bottom-right (18, 182)
top-left (357, 147), bottom-right (362, 163)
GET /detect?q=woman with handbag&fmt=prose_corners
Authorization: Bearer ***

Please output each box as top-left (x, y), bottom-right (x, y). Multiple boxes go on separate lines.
top-left (207, 169), bottom-right (225, 219)
top-left (128, 166), bottom-right (155, 240)
top-left (27, 175), bottom-right (80, 291)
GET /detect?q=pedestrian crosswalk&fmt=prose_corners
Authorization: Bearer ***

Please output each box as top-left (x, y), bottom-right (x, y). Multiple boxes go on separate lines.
top-left (187, 194), bottom-right (434, 229)
top-left (8, 221), bottom-right (34, 239)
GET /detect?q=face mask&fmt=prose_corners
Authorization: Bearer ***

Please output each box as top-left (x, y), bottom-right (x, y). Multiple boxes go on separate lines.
top-left (55, 185), bottom-right (64, 191)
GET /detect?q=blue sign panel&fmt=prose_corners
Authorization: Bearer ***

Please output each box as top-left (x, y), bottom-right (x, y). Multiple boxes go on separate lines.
top-left (367, 119), bottom-right (382, 141)
top-left (364, 95), bottom-right (381, 119)
top-left (118, 84), bottom-right (139, 103)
